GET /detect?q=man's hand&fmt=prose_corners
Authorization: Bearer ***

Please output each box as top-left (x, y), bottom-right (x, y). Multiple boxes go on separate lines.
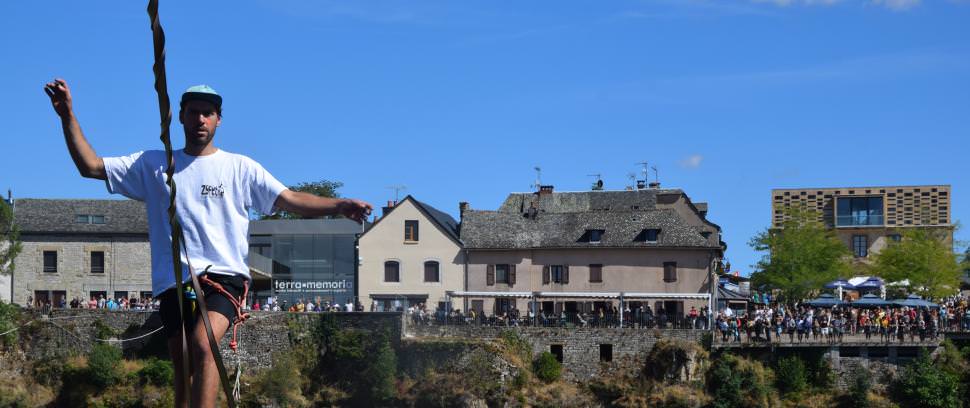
top-left (275, 190), bottom-right (373, 223)
top-left (44, 78), bottom-right (73, 119)
top-left (337, 199), bottom-right (373, 223)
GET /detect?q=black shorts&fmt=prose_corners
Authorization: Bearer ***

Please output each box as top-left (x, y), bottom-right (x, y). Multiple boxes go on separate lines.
top-left (158, 273), bottom-right (247, 338)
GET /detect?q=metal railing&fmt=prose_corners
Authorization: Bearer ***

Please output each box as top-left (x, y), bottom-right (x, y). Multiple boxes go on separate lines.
top-left (407, 312), bottom-right (711, 330)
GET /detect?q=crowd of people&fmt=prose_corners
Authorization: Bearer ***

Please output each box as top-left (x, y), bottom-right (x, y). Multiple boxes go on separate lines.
top-left (27, 294), bottom-right (159, 311)
top-left (250, 296), bottom-right (365, 313)
top-left (715, 295), bottom-right (970, 344)
top-left (406, 303), bottom-right (711, 330)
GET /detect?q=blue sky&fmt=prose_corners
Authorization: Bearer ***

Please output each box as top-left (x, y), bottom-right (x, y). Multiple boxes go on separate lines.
top-left (2, 0), bottom-right (968, 274)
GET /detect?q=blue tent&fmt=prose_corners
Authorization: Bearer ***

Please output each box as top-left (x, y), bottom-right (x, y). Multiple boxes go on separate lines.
top-left (805, 293), bottom-right (842, 308)
top-left (851, 293), bottom-right (890, 308)
top-left (854, 277), bottom-right (884, 290)
top-left (893, 294), bottom-right (939, 309)
top-left (824, 278), bottom-right (855, 290)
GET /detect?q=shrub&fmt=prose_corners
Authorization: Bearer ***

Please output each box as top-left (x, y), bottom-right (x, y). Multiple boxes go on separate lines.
top-left (92, 319), bottom-right (116, 341)
top-left (0, 300), bottom-right (20, 348)
top-left (534, 352), bottom-right (562, 383)
top-left (87, 343), bottom-right (123, 389)
top-left (775, 356), bottom-right (807, 396)
top-left (891, 350), bottom-right (959, 408)
top-left (137, 358), bottom-right (173, 387)
top-left (500, 330), bottom-right (533, 366)
top-left (845, 366), bottom-right (871, 408)
top-left (706, 353), bottom-right (774, 408)
top-left (32, 355), bottom-right (66, 388)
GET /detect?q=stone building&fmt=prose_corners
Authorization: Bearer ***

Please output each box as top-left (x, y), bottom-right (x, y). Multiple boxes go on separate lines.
top-left (456, 186), bottom-right (725, 321)
top-left (357, 196), bottom-right (463, 312)
top-left (771, 185), bottom-right (953, 260)
top-left (10, 199), bottom-right (151, 307)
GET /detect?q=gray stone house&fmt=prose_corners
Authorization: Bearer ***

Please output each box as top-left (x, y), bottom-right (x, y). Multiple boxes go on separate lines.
top-left (456, 186), bottom-right (725, 322)
top-left (11, 199), bottom-right (151, 307)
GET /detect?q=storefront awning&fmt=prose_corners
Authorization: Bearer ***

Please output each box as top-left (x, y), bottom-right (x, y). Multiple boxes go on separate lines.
top-left (621, 292), bottom-right (710, 300)
top-left (536, 292), bottom-right (621, 299)
top-left (448, 291), bottom-right (533, 298)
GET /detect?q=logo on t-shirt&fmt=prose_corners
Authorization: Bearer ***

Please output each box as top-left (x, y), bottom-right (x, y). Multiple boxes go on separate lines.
top-left (200, 184), bottom-right (226, 198)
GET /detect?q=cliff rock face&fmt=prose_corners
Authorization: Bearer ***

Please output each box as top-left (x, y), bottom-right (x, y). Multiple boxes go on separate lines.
top-left (644, 339), bottom-right (710, 383)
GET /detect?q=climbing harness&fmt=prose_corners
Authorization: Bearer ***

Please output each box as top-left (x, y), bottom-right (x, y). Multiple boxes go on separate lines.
top-left (146, 1), bottom-right (239, 406)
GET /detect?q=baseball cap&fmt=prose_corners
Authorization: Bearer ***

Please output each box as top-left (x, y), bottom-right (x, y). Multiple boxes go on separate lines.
top-left (180, 84), bottom-right (222, 110)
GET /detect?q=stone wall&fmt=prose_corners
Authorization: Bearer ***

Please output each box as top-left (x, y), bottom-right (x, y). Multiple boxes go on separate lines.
top-left (16, 309), bottom-right (404, 372)
top-left (407, 324), bottom-right (705, 380)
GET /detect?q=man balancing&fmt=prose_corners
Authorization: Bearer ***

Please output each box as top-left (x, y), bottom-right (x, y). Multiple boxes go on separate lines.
top-left (45, 79), bottom-right (372, 408)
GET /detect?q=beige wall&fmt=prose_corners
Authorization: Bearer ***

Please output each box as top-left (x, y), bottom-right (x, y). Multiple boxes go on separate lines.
top-left (464, 248), bottom-right (714, 313)
top-left (13, 235), bottom-right (152, 306)
top-left (358, 199), bottom-right (463, 310)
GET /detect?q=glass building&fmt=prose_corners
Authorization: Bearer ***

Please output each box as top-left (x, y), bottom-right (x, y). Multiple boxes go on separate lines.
top-left (248, 219), bottom-right (365, 308)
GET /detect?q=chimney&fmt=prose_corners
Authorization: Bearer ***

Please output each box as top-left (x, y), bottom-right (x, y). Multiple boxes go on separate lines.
top-left (459, 202), bottom-right (469, 214)
top-left (648, 181), bottom-right (661, 189)
top-left (695, 202), bottom-right (708, 217)
top-left (381, 200), bottom-right (395, 218)
top-left (539, 185), bottom-right (554, 195)
top-left (636, 180), bottom-right (646, 190)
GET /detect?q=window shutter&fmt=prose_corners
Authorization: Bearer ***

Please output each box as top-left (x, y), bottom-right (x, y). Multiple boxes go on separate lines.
top-left (542, 265), bottom-right (550, 284)
top-left (486, 264), bottom-right (495, 286)
top-left (563, 265), bottom-right (570, 284)
top-left (509, 264), bottom-right (516, 286)
top-left (414, 221), bottom-right (419, 241)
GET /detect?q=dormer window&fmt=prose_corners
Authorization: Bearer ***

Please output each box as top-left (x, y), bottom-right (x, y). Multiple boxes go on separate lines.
top-left (635, 229), bottom-right (661, 243)
top-left (76, 214), bottom-right (105, 224)
top-left (580, 229), bottom-right (605, 243)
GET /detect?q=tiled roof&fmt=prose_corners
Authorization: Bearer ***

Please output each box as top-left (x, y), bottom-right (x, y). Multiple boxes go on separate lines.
top-left (13, 199), bottom-right (148, 234)
top-left (461, 190), bottom-right (721, 250)
top-left (414, 199), bottom-right (460, 243)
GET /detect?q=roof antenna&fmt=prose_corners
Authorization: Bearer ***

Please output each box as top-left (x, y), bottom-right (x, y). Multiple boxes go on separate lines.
top-left (635, 162), bottom-right (649, 190)
top-left (587, 174), bottom-right (603, 191)
top-left (386, 185), bottom-right (407, 203)
top-left (531, 166), bottom-right (542, 191)
top-left (650, 166), bottom-right (661, 189)
top-left (626, 172), bottom-right (636, 190)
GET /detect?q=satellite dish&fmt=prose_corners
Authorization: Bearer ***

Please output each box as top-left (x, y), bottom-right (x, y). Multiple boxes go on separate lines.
top-left (596, 179), bottom-right (604, 189)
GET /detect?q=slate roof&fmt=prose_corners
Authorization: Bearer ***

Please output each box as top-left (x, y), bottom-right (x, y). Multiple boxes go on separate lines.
top-left (413, 199), bottom-right (460, 243)
top-left (360, 196), bottom-right (461, 244)
top-left (13, 199), bottom-right (148, 235)
top-left (462, 189), bottom-right (722, 250)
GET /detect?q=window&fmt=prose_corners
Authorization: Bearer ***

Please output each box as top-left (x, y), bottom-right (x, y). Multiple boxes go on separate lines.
top-left (91, 251), bottom-right (105, 273)
top-left (551, 265), bottom-right (567, 283)
top-left (836, 197), bottom-right (884, 226)
top-left (663, 262), bottom-right (677, 282)
top-left (496, 264), bottom-right (509, 284)
top-left (404, 220), bottom-right (419, 241)
top-left (586, 229), bottom-right (604, 243)
top-left (550, 345), bottom-right (564, 363)
top-left (635, 229), bottom-right (661, 242)
top-left (600, 344), bottom-right (613, 362)
top-left (384, 261), bottom-right (400, 282)
top-left (495, 298), bottom-right (514, 314)
top-left (43, 251), bottom-right (57, 273)
top-left (488, 264), bottom-right (515, 285)
top-left (423, 261), bottom-right (439, 282)
top-left (853, 235), bottom-right (868, 258)
top-left (589, 264), bottom-right (603, 283)
top-left (75, 214), bottom-right (105, 224)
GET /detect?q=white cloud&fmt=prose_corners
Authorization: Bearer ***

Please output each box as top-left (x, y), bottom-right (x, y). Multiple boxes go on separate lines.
top-left (750, 0), bottom-right (922, 10)
top-left (680, 155), bottom-right (704, 169)
top-left (869, 0), bottom-right (922, 11)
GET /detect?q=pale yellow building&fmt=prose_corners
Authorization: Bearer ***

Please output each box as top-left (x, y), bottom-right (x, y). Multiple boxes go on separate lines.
top-left (357, 196), bottom-right (463, 312)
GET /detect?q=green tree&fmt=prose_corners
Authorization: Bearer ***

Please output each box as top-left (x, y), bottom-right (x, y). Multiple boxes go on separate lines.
top-left (774, 356), bottom-right (807, 397)
top-left (0, 198), bottom-right (22, 277)
top-left (749, 206), bottom-right (851, 303)
top-left (891, 350), bottom-right (959, 408)
top-left (534, 351), bottom-right (562, 383)
top-left (845, 366), bottom-right (871, 408)
top-left (261, 179), bottom-right (343, 219)
top-left (87, 343), bottom-right (123, 389)
top-left (871, 229), bottom-right (960, 299)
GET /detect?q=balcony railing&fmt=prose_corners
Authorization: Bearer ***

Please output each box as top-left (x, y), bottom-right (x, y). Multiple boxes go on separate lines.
top-left (835, 214), bottom-right (884, 227)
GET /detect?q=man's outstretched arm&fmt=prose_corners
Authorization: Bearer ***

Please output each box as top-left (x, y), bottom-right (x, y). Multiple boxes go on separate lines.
top-left (45, 78), bottom-right (105, 180)
top-left (274, 190), bottom-right (373, 223)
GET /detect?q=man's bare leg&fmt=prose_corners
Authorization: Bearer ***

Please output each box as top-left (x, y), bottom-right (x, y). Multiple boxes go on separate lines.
top-left (167, 330), bottom-right (193, 408)
top-left (189, 311), bottom-right (231, 408)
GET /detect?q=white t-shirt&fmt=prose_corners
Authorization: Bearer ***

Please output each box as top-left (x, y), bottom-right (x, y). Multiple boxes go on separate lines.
top-left (103, 149), bottom-right (287, 295)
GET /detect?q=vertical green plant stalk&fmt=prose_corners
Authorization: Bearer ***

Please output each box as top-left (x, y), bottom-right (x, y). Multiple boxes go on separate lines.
top-left (0, 199), bottom-right (22, 279)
